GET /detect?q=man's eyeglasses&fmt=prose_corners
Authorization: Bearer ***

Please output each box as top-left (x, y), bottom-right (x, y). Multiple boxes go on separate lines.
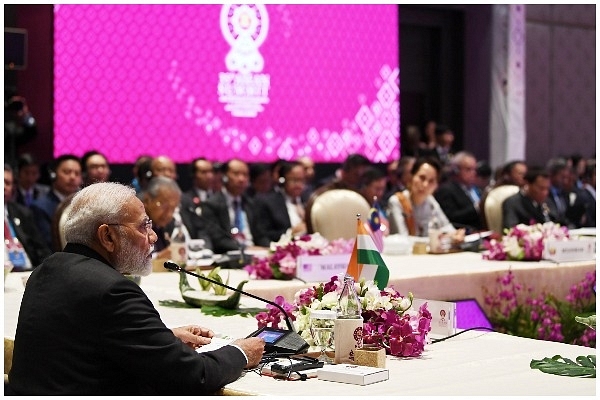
top-left (106, 218), bottom-right (153, 234)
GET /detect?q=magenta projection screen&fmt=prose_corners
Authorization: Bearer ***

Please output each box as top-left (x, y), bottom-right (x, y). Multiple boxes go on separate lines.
top-left (54, 4), bottom-right (399, 163)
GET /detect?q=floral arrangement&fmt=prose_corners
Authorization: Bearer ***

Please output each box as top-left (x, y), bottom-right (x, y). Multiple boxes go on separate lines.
top-left (483, 268), bottom-right (596, 347)
top-left (483, 222), bottom-right (570, 261)
top-left (255, 274), bottom-right (433, 357)
top-left (244, 232), bottom-right (354, 280)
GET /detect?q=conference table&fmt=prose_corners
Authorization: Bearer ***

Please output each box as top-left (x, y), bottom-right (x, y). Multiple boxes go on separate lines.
top-left (4, 249), bottom-right (596, 396)
top-left (189, 249), bottom-right (594, 317)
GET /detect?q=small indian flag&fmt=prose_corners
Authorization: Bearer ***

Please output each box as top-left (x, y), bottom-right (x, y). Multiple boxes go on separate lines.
top-left (347, 215), bottom-right (390, 290)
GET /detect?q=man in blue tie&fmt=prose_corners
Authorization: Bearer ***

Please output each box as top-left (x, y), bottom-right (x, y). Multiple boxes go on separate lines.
top-left (200, 158), bottom-right (266, 255)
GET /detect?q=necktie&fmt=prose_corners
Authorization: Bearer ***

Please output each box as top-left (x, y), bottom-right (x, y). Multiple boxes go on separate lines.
top-left (233, 199), bottom-right (243, 231)
top-left (25, 191), bottom-right (33, 207)
top-left (553, 189), bottom-right (565, 215)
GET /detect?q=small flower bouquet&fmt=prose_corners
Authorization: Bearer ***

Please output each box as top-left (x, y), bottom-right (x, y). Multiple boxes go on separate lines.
top-left (255, 275), bottom-right (432, 357)
top-left (244, 232), bottom-right (354, 280)
top-left (483, 222), bottom-right (570, 261)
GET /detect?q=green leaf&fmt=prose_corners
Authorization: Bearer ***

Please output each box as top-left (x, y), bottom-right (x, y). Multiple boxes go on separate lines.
top-left (530, 354), bottom-right (596, 378)
top-left (158, 299), bottom-right (196, 309)
top-left (575, 315), bottom-right (596, 330)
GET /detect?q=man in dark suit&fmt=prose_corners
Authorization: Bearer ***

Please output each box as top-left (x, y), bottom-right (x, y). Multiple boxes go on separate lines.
top-left (545, 157), bottom-right (575, 227)
top-left (566, 160), bottom-right (596, 228)
top-left (253, 160), bottom-right (307, 244)
top-left (502, 167), bottom-right (557, 230)
top-left (8, 182), bottom-right (265, 395)
top-left (4, 164), bottom-right (52, 270)
top-left (184, 157), bottom-right (215, 203)
top-left (30, 154), bottom-right (82, 249)
top-left (14, 153), bottom-right (50, 207)
top-left (434, 151), bottom-right (483, 232)
top-left (201, 158), bottom-right (266, 254)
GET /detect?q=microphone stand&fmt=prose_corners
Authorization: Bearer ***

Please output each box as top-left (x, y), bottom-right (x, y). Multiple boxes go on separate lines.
top-left (164, 261), bottom-right (295, 332)
top-left (230, 227), bottom-right (247, 267)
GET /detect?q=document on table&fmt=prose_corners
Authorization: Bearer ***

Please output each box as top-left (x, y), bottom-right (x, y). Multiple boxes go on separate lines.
top-left (196, 336), bottom-right (234, 353)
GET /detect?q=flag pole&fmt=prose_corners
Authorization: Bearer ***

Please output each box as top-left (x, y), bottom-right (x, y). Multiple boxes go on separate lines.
top-left (346, 213), bottom-right (362, 282)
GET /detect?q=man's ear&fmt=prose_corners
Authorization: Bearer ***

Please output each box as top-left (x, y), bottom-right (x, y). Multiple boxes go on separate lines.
top-left (97, 224), bottom-right (117, 253)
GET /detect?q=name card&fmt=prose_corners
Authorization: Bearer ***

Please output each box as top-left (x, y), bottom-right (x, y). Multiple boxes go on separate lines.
top-left (296, 254), bottom-right (351, 282)
top-left (543, 239), bottom-right (596, 263)
top-left (412, 298), bottom-right (456, 339)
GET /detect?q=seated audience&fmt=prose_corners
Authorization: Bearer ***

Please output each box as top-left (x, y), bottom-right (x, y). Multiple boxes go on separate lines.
top-left (246, 162), bottom-right (273, 198)
top-left (387, 157), bottom-right (464, 244)
top-left (502, 166), bottom-right (557, 230)
top-left (179, 158), bottom-right (215, 247)
top-left (566, 159), bottom-right (596, 228)
top-left (140, 176), bottom-right (182, 258)
top-left (433, 151), bottom-right (483, 232)
top-left (14, 153), bottom-right (50, 207)
top-left (31, 154), bottom-right (82, 249)
top-left (384, 159), bottom-right (399, 194)
top-left (358, 166), bottom-right (388, 207)
top-left (7, 182), bottom-right (265, 395)
top-left (201, 158), bottom-right (265, 253)
top-left (185, 157), bottom-right (215, 202)
top-left (496, 160), bottom-right (528, 188)
top-left (253, 160), bottom-right (307, 243)
top-left (81, 149), bottom-right (111, 186)
top-left (298, 155), bottom-right (316, 202)
top-left (401, 125), bottom-right (423, 158)
top-left (131, 154), bottom-right (153, 193)
top-left (151, 155), bottom-right (178, 181)
top-left (475, 160), bottom-right (493, 196)
top-left (479, 159), bottom-right (528, 229)
top-left (545, 157), bottom-right (575, 227)
top-left (4, 164), bottom-right (52, 270)
top-left (358, 166), bottom-right (390, 235)
top-left (383, 156), bottom-right (415, 205)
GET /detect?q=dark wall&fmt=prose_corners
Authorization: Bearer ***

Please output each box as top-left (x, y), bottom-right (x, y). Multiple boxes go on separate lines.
top-left (5, 4), bottom-right (54, 168)
top-left (399, 5), bottom-right (465, 152)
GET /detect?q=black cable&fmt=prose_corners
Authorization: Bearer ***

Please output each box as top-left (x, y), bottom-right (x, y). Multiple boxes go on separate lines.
top-left (431, 326), bottom-right (497, 343)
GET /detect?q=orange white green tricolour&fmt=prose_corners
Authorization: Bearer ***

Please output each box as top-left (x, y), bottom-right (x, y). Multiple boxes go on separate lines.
top-left (346, 217), bottom-right (389, 290)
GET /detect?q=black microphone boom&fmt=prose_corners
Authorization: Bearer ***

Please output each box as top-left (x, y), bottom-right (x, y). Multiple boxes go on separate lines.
top-left (164, 261), bottom-right (295, 332)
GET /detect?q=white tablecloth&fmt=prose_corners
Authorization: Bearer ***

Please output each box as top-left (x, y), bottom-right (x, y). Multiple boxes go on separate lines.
top-left (5, 262), bottom-right (597, 396)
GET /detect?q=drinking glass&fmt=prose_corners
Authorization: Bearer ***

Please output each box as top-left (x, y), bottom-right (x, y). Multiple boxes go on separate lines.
top-left (309, 309), bottom-right (337, 364)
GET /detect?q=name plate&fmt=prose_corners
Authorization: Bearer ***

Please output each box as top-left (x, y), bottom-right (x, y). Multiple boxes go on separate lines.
top-left (412, 298), bottom-right (456, 339)
top-left (295, 254), bottom-right (351, 282)
top-left (543, 239), bottom-right (596, 263)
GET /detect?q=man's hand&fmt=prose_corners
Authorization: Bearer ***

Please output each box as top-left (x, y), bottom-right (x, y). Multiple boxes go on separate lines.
top-left (232, 337), bottom-right (265, 368)
top-left (172, 325), bottom-right (214, 350)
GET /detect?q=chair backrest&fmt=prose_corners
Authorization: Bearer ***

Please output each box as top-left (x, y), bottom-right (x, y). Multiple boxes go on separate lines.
top-left (310, 189), bottom-right (370, 241)
top-left (4, 337), bottom-right (14, 376)
top-left (484, 185), bottom-right (519, 235)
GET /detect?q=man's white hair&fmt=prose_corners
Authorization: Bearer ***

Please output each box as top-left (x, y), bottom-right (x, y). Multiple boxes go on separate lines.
top-left (64, 182), bottom-right (137, 246)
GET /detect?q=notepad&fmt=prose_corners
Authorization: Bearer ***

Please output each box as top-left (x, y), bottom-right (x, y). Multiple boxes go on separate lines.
top-left (195, 336), bottom-right (234, 353)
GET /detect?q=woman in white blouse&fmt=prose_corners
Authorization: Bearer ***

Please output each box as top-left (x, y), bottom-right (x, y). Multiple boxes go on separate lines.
top-left (387, 157), bottom-right (465, 243)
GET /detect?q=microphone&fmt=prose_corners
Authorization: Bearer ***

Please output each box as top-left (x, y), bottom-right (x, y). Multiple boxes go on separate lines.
top-left (164, 261), bottom-right (294, 331)
top-left (448, 222), bottom-right (493, 252)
